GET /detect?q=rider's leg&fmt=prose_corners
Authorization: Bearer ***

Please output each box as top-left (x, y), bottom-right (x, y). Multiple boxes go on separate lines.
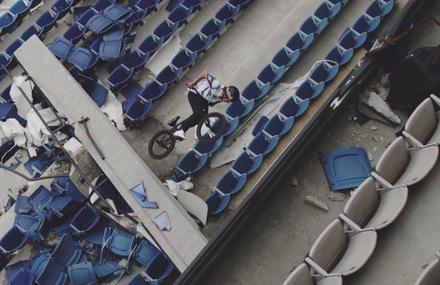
top-left (179, 91), bottom-right (208, 132)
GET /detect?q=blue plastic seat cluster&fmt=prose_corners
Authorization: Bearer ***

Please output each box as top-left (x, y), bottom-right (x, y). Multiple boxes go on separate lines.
top-left (3, 174), bottom-right (175, 284)
top-left (122, 0), bottom-right (251, 127)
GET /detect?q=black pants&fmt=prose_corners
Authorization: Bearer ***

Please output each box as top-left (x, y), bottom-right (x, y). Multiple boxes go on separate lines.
top-left (180, 91), bottom-right (209, 132)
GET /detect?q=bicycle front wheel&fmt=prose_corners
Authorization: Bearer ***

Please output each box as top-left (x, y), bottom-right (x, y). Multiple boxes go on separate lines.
top-left (196, 112), bottom-right (227, 143)
top-left (148, 130), bottom-right (176, 159)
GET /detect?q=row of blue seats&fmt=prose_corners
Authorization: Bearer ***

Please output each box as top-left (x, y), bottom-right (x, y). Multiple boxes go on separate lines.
top-left (196, 0), bottom-right (397, 217)
top-left (122, 0), bottom-right (253, 128)
top-left (105, 0), bottom-right (207, 91)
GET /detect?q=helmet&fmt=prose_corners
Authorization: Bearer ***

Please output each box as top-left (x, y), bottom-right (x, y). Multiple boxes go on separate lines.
top-left (228, 86), bottom-right (240, 102)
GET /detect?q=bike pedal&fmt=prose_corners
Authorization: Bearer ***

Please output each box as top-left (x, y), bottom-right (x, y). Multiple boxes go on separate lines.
top-left (167, 116), bottom-right (180, 127)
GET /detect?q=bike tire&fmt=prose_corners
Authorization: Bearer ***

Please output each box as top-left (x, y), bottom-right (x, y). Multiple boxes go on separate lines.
top-left (148, 130), bottom-right (176, 160)
top-left (196, 112), bottom-right (227, 143)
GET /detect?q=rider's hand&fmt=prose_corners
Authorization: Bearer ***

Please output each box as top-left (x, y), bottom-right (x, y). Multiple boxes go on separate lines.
top-left (186, 81), bottom-right (195, 89)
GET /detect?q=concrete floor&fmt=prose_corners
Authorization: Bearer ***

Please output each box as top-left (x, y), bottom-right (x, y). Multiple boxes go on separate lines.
top-left (0, 0), bottom-right (439, 284)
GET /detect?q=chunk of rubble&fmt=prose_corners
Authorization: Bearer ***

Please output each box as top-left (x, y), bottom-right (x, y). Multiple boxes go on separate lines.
top-left (290, 176), bottom-right (298, 186)
top-left (304, 195), bottom-right (329, 212)
top-left (358, 91), bottom-right (401, 125)
top-left (329, 191), bottom-right (346, 202)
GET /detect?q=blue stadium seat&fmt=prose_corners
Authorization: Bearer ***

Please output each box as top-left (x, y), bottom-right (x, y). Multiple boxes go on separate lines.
top-left (295, 78), bottom-right (325, 100)
top-left (279, 96), bottom-right (310, 118)
top-left (231, 151), bottom-right (263, 175)
top-left (314, 0), bottom-right (342, 20)
top-left (338, 28), bottom-right (367, 50)
top-left (168, 4), bottom-right (193, 27)
top-left (215, 169), bottom-right (247, 195)
top-left (324, 44), bottom-right (353, 66)
top-left (153, 19), bottom-right (179, 41)
top-left (299, 15), bottom-right (328, 35)
top-left (241, 79), bottom-right (270, 101)
top-left (185, 33), bottom-right (212, 53)
top-left (352, 13), bottom-right (381, 34)
top-left (138, 35), bottom-right (164, 56)
top-left (205, 190), bottom-right (231, 216)
top-left (139, 80), bottom-right (168, 102)
top-left (262, 113), bottom-right (294, 137)
top-left (201, 18), bottom-right (226, 39)
top-left (271, 46), bottom-right (300, 69)
top-left (286, 31), bottom-right (314, 52)
top-left (156, 65), bottom-right (183, 86)
top-left (309, 61), bottom-right (339, 83)
top-left (215, 2), bottom-right (240, 24)
top-left (257, 63), bottom-right (285, 86)
top-left (171, 48), bottom-right (198, 70)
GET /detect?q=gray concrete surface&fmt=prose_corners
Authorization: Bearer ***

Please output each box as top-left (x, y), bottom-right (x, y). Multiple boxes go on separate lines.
top-left (0, 0), bottom-right (438, 284)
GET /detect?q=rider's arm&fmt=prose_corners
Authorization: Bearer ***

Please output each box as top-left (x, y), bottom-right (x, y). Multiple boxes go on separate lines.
top-left (186, 70), bottom-right (209, 89)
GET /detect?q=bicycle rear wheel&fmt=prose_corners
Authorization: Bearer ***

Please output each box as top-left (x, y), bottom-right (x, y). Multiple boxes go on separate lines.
top-left (148, 130), bottom-right (176, 159)
top-left (196, 112), bottom-right (227, 143)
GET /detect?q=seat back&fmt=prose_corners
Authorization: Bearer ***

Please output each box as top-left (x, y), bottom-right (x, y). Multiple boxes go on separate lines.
top-left (108, 228), bottom-right (136, 257)
top-left (68, 261), bottom-right (99, 285)
top-left (51, 234), bottom-right (82, 267)
top-left (138, 35), bottom-right (164, 55)
top-left (215, 3), bottom-right (240, 23)
top-left (70, 205), bottom-right (101, 234)
top-left (405, 97), bottom-right (437, 145)
top-left (186, 33), bottom-right (212, 53)
top-left (309, 219), bottom-right (347, 272)
top-left (145, 253), bottom-right (174, 281)
top-left (325, 45), bottom-right (353, 65)
top-left (375, 136), bottom-right (409, 185)
top-left (177, 151), bottom-right (208, 174)
top-left (282, 263), bottom-right (314, 285)
top-left (32, 256), bottom-right (68, 285)
top-left (134, 239), bottom-right (160, 266)
top-left (0, 226), bottom-right (28, 253)
top-left (193, 134), bottom-right (223, 155)
top-left (232, 151), bottom-right (263, 175)
top-left (344, 177), bottom-right (379, 227)
top-left (216, 170), bottom-right (247, 195)
top-left (201, 18), bottom-right (226, 38)
top-left (242, 80), bottom-right (270, 101)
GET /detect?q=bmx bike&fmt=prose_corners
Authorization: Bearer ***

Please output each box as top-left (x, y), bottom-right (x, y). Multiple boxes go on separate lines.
top-left (148, 112), bottom-right (227, 160)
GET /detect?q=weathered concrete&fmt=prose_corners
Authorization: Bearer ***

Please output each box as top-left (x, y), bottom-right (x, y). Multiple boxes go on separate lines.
top-left (14, 36), bottom-right (207, 272)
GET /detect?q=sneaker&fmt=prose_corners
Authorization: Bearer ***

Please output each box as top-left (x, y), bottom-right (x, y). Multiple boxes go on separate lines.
top-left (173, 129), bottom-right (186, 140)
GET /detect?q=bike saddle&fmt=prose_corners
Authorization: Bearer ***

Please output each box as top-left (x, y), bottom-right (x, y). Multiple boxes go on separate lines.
top-left (167, 116), bottom-right (180, 127)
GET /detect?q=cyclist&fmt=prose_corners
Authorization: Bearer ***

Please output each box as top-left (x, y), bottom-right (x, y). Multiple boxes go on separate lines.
top-left (173, 70), bottom-right (240, 140)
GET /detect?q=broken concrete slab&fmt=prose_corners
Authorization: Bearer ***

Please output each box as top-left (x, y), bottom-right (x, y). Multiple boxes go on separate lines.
top-left (358, 91), bottom-right (401, 125)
